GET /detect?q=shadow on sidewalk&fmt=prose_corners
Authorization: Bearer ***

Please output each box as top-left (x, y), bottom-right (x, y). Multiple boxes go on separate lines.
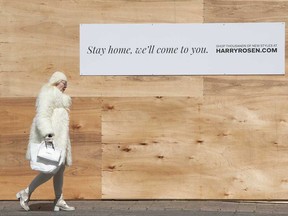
top-left (29, 202), bottom-right (54, 211)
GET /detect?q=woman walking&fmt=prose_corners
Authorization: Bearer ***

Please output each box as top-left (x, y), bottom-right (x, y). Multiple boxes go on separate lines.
top-left (16, 71), bottom-right (75, 211)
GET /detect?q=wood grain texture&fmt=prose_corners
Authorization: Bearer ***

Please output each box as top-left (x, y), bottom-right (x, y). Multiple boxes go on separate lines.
top-left (79, 76), bottom-right (204, 98)
top-left (102, 96), bottom-right (288, 199)
top-left (102, 97), bottom-right (202, 199)
top-left (1, 0), bottom-right (288, 200)
top-left (0, 97), bottom-right (102, 200)
top-left (0, 0), bottom-right (203, 97)
top-left (204, 0), bottom-right (288, 23)
top-left (204, 76), bottom-right (288, 96)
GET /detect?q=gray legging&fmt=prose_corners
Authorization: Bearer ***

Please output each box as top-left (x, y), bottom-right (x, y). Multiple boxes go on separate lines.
top-left (28, 164), bottom-right (65, 200)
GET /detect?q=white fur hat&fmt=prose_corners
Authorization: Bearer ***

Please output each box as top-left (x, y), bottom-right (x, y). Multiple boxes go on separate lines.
top-left (48, 71), bottom-right (67, 85)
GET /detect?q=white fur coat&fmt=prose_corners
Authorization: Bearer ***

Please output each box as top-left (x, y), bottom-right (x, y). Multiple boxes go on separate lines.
top-left (26, 84), bottom-right (72, 166)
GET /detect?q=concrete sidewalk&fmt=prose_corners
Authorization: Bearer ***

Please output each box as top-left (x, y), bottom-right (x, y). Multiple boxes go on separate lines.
top-left (1, 200), bottom-right (288, 216)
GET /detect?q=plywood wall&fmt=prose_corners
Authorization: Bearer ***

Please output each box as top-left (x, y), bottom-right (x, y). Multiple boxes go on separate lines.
top-left (1, 0), bottom-right (288, 200)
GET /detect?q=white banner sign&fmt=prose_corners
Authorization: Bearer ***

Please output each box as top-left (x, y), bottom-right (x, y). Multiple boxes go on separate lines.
top-left (80, 23), bottom-right (285, 75)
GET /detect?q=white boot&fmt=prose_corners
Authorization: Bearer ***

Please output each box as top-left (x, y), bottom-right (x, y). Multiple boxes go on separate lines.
top-left (54, 194), bottom-right (75, 211)
top-left (16, 188), bottom-right (30, 211)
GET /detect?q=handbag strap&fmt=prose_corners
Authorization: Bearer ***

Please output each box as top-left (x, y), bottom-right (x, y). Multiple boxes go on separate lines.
top-left (44, 141), bottom-right (55, 150)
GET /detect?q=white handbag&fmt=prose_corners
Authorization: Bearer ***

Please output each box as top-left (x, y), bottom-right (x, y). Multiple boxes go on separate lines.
top-left (30, 141), bottom-right (62, 174)
top-left (38, 141), bottom-right (61, 162)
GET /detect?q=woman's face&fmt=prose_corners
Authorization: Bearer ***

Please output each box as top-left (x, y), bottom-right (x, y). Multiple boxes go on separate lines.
top-left (56, 80), bottom-right (67, 92)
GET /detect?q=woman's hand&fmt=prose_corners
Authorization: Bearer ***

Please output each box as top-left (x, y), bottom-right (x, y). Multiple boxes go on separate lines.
top-left (44, 134), bottom-right (54, 143)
